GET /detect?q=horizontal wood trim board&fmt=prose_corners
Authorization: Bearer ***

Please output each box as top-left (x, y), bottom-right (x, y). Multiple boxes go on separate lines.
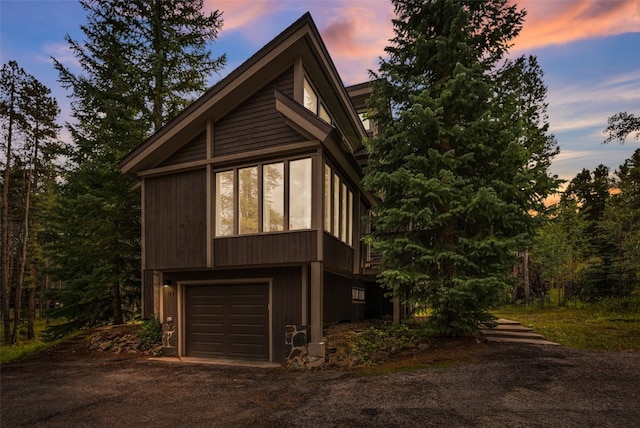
top-left (138, 142), bottom-right (320, 177)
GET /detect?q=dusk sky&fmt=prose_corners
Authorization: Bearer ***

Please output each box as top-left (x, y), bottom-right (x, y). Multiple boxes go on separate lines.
top-left (1, 0), bottom-right (638, 185)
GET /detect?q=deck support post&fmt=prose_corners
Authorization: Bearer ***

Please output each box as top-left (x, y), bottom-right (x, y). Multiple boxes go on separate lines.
top-left (308, 261), bottom-right (325, 358)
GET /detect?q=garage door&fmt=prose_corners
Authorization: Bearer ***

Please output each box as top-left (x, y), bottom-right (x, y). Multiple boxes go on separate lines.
top-left (185, 283), bottom-right (269, 360)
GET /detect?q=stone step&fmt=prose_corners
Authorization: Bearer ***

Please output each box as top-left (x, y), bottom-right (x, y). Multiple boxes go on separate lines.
top-left (495, 318), bottom-right (521, 325)
top-left (482, 336), bottom-right (560, 346)
top-left (480, 329), bottom-right (545, 340)
top-left (492, 324), bottom-right (533, 332)
top-left (481, 320), bottom-right (532, 332)
top-left (480, 318), bottom-right (561, 346)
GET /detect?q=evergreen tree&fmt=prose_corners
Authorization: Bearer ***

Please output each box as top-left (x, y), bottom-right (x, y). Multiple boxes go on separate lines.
top-left (1, 61), bottom-right (28, 343)
top-left (603, 149), bottom-right (640, 296)
top-left (604, 112), bottom-right (639, 144)
top-left (363, 0), bottom-right (559, 334)
top-left (12, 75), bottom-right (60, 343)
top-left (1, 61), bottom-right (61, 343)
top-left (531, 201), bottom-right (589, 304)
top-left (47, 0), bottom-right (225, 333)
top-left (562, 165), bottom-right (618, 300)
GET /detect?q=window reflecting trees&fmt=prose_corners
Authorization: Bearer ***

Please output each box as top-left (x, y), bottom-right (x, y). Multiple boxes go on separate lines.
top-left (214, 158), bottom-right (308, 236)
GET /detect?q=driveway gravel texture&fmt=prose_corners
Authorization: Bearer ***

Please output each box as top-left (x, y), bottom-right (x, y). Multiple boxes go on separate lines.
top-left (1, 336), bottom-right (639, 428)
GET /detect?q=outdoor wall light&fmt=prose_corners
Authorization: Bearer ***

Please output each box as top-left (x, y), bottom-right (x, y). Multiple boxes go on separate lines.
top-left (163, 279), bottom-right (172, 287)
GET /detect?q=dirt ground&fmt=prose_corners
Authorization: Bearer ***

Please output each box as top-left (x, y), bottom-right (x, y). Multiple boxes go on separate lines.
top-left (2, 328), bottom-right (639, 428)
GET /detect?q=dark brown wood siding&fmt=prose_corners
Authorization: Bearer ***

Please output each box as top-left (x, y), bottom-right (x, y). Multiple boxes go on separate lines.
top-left (142, 269), bottom-right (154, 319)
top-left (213, 231), bottom-right (317, 267)
top-left (144, 169), bottom-right (207, 269)
top-left (214, 68), bottom-right (303, 157)
top-left (352, 280), bottom-right (367, 320)
top-left (323, 232), bottom-right (353, 273)
top-left (159, 131), bottom-right (206, 167)
top-left (323, 271), bottom-right (355, 323)
top-left (163, 267), bottom-right (303, 362)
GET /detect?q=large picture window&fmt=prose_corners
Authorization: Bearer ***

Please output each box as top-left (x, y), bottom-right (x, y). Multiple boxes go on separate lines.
top-left (238, 166), bottom-right (258, 234)
top-left (215, 170), bottom-right (234, 236)
top-left (333, 173), bottom-right (340, 237)
top-left (214, 157), bottom-right (311, 236)
top-left (289, 158), bottom-right (312, 230)
top-left (324, 164), bottom-right (331, 231)
top-left (324, 162), bottom-right (354, 246)
top-left (263, 162), bottom-right (284, 232)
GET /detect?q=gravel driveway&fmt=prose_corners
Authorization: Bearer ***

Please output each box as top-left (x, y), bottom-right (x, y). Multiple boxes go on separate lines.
top-left (2, 341), bottom-right (639, 427)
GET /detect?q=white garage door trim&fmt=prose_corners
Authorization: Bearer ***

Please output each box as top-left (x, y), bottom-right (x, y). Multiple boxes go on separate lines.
top-left (178, 278), bottom-right (273, 361)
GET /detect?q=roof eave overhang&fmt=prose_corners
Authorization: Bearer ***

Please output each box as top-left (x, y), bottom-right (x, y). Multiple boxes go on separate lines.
top-left (119, 13), bottom-right (369, 179)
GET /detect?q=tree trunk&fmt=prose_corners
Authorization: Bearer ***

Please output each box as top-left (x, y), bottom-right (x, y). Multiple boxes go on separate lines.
top-left (11, 259), bottom-right (23, 344)
top-left (12, 177), bottom-right (30, 343)
top-left (27, 265), bottom-right (37, 339)
top-left (511, 264), bottom-right (519, 303)
top-left (111, 281), bottom-right (124, 325)
top-left (2, 77), bottom-right (16, 345)
top-left (523, 249), bottom-right (530, 305)
top-left (12, 126), bottom-right (38, 344)
top-left (41, 259), bottom-right (50, 321)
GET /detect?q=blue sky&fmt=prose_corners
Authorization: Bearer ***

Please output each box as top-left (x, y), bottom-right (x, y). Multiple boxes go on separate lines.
top-left (1, 0), bottom-right (638, 185)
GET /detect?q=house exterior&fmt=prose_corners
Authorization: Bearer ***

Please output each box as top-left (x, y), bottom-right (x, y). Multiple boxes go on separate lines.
top-left (120, 13), bottom-right (389, 363)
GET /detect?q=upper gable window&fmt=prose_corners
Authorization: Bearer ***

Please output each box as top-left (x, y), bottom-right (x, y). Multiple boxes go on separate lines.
top-left (358, 113), bottom-right (371, 131)
top-left (303, 78), bottom-right (318, 114)
top-left (319, 104), bottom-right (331, 123)
top-left (304, 77), bottom-right (332, 124)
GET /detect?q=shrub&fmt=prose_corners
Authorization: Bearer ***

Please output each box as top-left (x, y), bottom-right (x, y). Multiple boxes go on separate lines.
top-left (137, 316), bottom-right (162, 346)
top-left (352, 321), bottom-right (434, 364)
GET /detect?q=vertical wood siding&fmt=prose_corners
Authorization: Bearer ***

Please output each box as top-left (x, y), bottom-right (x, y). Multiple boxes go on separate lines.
top-left (159, 131), bottom-right (206, 167)
top-left (144, 169), bottom-right (207, 269)
top-left (213, 230), bottom-right (317, 267)
top-left (164, 267), bottom-right (303, 362)
top-left (323, 271), bottom-right (354, 323)
top-left (214, 68), bottom-right (304, 156)
top-left (323, 232), bottom-right (354, 273)
top-left (142, 269), bottom-right (154, 318)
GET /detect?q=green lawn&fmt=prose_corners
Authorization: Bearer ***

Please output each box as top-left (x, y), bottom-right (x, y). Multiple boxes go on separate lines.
top-left (0, 319), bottom-right (80, 364)
top-left (493, 296), bottom-right (640, 352)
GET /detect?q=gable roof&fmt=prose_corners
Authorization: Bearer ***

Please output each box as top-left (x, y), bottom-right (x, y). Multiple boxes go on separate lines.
top-left (120, 12), bottom-right (367, 178)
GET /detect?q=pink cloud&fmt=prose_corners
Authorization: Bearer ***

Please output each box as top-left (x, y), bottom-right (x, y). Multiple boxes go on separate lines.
top-left (205, 0), bottom-right (638, 85)
top-left (513, 0), bottom-right (640, 51)
top-left (314, 3), bottom-right (395, 84)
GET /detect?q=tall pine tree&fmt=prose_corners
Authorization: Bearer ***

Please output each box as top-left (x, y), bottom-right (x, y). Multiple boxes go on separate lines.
top-left (1, 61), bottom-right (28, 343)
top-left (1, 61), bottom-right (61, 343)
top-left (609, 149), bottom-right (640, 294)
top-left (47, 0), bottom-right (226, 333)
top-left (562, 166), bottom-right (618, 300)
top-left (364, 0), bottom-right (559, 334)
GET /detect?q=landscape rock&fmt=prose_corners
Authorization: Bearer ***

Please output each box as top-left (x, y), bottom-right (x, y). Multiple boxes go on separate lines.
top-left (87, 325), bottom-right (161, 356)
